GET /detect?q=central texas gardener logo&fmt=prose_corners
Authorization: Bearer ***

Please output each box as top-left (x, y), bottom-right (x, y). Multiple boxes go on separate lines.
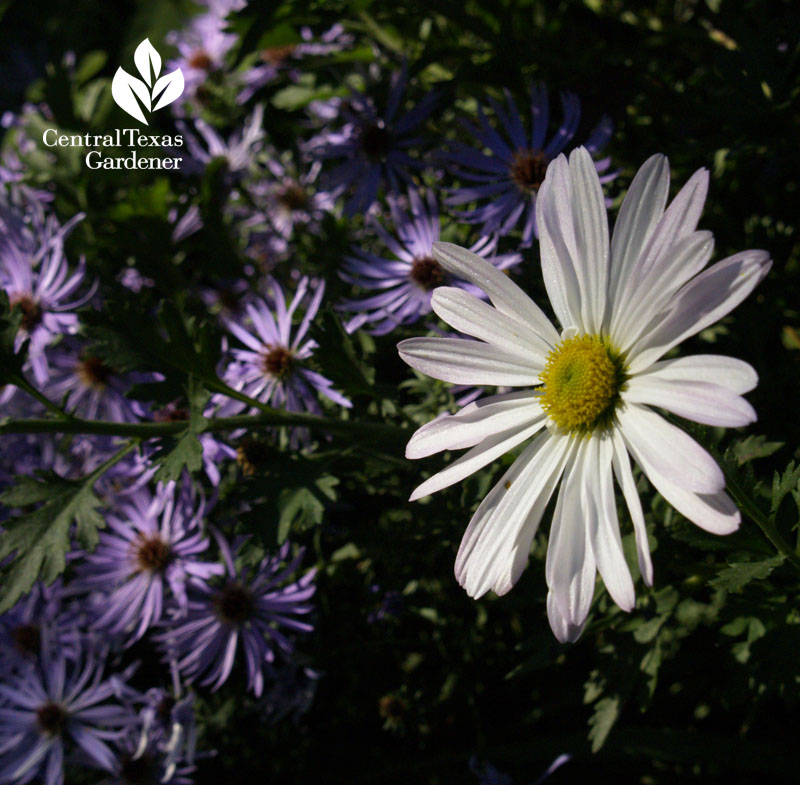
top-left (112, 39), bottom-right (184, 125)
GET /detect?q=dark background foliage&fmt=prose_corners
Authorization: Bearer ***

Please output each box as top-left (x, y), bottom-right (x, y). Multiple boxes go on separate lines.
top-left (2, 0), bottom-right (800, 783)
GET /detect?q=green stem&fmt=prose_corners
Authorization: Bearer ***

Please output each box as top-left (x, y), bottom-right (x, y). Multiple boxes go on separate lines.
top-left (0, 411), bottom-right (409, 443)
top-left (86, 438), bottom-right (139, 482)
top-left (9, 373), bottom-right (77, 421)
top-left (722, 463), bottom-right (800, 572)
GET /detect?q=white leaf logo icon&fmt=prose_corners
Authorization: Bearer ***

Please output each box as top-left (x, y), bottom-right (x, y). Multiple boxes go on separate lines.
top-left (134, 38), bottom-right (161, 86)
top-left (112, 67), bottom-right (151, 124)
top-left (111, 39), bottom-right (185, 124)
top-left (152, 69), bottom-right (185, 112)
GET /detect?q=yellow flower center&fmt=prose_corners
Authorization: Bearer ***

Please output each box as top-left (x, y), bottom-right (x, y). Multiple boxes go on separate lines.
top-left (539, 335), bottom-right (626, 433)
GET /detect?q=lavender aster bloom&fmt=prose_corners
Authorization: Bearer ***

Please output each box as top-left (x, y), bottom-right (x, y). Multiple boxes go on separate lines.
top-left (0, 646), bottom-right (136, 785)
top-left (157, 535), bottom-right (316, 697)
top-left (137, 684), bottom-right (196, 775)
top-left (165, 3), bottom-right (240, 110)
top-left (42, 342), bottom-right (158, 423)
top-left (179, 104), bottom-right (266, 175)
top-left (0, 210), bottom-right (94, 385)
top-left (0, 582), bottom-right (78, 671)
top-left (304, 67), bottom-right (437, 215)
top-left (222, 277), bottom-right (352, 417)
top-left (238, 23), bottom-right (355, 103)
top-left (341, 189), bottom-right (521, 335)
top-left (72, 482), bottom-right (223, 642)
top-left (445, 85), bottom-right (615, 246)
top-left (94, 726), bottom-right (195, 785)
top-left (251, 157), bottom-right (337, 239)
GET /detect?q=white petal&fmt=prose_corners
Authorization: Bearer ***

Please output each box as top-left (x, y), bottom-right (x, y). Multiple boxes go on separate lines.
top-left (608, 154), bottom-right (670, 312)
top-left (635, 354), bottom-right (757, 395)
top-left (612, 231), bottom-right (714, 347)
top-left (455, 432), bottom-right (572, 598)
top-left (431, 287), bottom-right (552, 365)
top-left (547, 589), bottom-right (586, 643)
top-left (406, 391), bottom-right (543, 459)
top-left (616, 404), bottom-right (724, 493)
top-left (610, 430), bottom-right (653, 586)
top-left (545, 447), bottom-right (597, 633)
top-left (536, 155), bottom-right (583, 331)
top-left (432, 242), bottom-right (560, 344)
top-left (625, 444), bottom-right (740, 535)
top-left (409, 419), bottom-right (546, 502)
top-left (624, 376), bottom-right (756, 428)
top-left (636, 167), bottom-right (709, 276)
top-left (628, 250), bottom-right (771, 373)
top-left (587, 436), bottom-right (636, 611)
top-left (569, 147), bottom-right (610, 334)
top-left (398, 337), bottom-right (542, 386)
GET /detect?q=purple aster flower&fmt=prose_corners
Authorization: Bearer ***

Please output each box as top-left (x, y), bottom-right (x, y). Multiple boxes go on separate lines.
top-left (0, 209), bottom-right (95, 385)
top-left (250, 157), bottom-right (338, 239)
top-left (445, 85), bottom-right (615, 246)
top-left (304, 66), bottom-right (438, 215)
top-left (156, 535), bottom-right (316, 697)
top-left (238, 23), bottom-right (355, 103)
top-left (165, 2), bottom-right (241, 111)
top-left (170, 205), bottom-right (203, 244)
top-left (222, 277), bottom-right (352, 417)
top-left (93, 725), bottom-right (195, 785)
top-left (117, 267), bottom-right (154, 293)
top-left (136, 682), bottom-right (197, 775)
top-left (0, 645), bottom-right (136, 785)
top-left (72, 482), bottom-right (223, 642)
top-left (340, 189), bottom-right (522, 335)
top-left (241, 228), bottom-right (289, 275)
top-left (199, 276), bottom-right (255, 323)
top-left (178, 104), bottom-right (266, 175)
top-left (42, 341), bottom-right (158, 422)
top-left (0, 581), bottom-right (79, 671)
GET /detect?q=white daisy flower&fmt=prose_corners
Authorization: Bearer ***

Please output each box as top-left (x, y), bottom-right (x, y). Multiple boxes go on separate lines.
top-left (398, 148), bottom-right (771, 643)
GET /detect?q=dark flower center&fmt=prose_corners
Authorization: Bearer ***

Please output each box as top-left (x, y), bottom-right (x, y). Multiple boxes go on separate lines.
top-left (236, 438), bottom-right (271, 477)
top-left (12, 623), bottom-right (41, 655)
top-left (214, 582), bottom-right (254, 625)
top-left (359, 122), bottom-right (393, 162)
top-left (76, 356), bottom-right (113, 389)
top-left (120, 753), bottom-right (159, 785)
top-left (134, 535), bottom-right (172, 573)
top-left (379, 694), bottom-right (406, 721)
top-left (409, 256), bottom-right (445, 290)
top-left (156, 696), bottom-right (176, 723)
top-left (36, 701), bottom-right (68, 735)
top-left (260, 44), bottom-right (297, 66)
top-left (10, 294), bottom-right (43, 332)
top-left (277, 182), bottom-right (308, 212)
top-left (188, 49), bottom-right (213, 70)
top-left (509, 147), bottom-right (548, 193)
top-left (262, 346), bottom-right (293, 378)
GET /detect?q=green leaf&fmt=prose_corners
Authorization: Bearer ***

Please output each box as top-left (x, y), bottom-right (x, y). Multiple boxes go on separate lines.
top-left (770, 462), bottom-right (800, 518)
top-left (153, 376), bottom-right (211, 482)
top-left (710, 555), bottom-right (786, 592)
top-left (0, 474), bottom-right (105, 612)
top-left (733, 435), bottom-right (784, 465)
top-left (588, 695), bottom-right (620, 752)
top-left (276, 475), bottom-right (339, 543)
